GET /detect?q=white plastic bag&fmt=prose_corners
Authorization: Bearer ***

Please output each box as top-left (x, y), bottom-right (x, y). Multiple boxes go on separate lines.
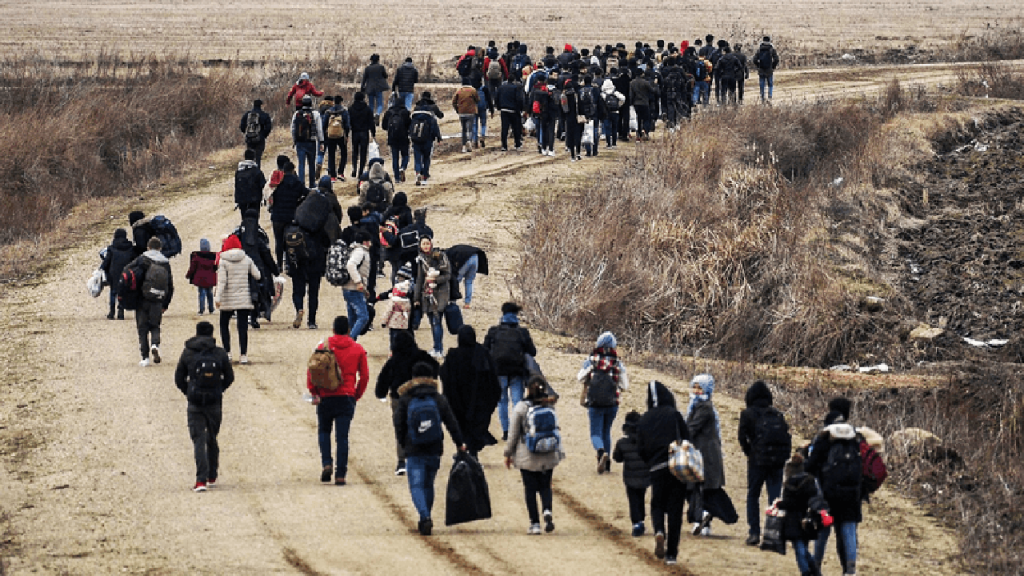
top-left (629, 107), bottom-right (638, 132)
top-left (524, 116), bottom-right (535, 133)
top-left (87, 269), bottom-right (105, 298)
top-left (271, 276), bottom-right (286, 311)
top-left (368, 140), bottom-right (381, 161)
top-left (581, 124), bottom-right (594, 146)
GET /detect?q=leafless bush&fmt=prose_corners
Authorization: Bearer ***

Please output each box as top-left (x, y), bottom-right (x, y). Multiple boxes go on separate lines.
top-left (955, 62), bottom-right (1024, 100)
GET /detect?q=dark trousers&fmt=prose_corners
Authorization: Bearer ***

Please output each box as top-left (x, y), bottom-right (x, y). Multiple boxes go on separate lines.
top-left (722, 78), bottom-right (738, 105)
top-left (390, 143), bottom-right (409, 178)
top-left (714, 74), bottom-right (724, 103)
top-left (351, 131), bottom-right (370, 177)
top-left (738, 77), bottom-right (746, 103)
top-left (650, 469), bottom-right (688, 558)
top-left (633, 105), bottom-right (651, 137)
top-left (237, 201), bottom-right (260, 220)
top-left (390, 401), bottom-right (407, 463)
top-left (187, 404), bottom-right (222, 482)
top-left (627, 485), bottom-right (648, 524)
top-left (412, 141), bottom-right (434, 178)
top-left (325, 138), bottom-right (347, 178)
top-left (246, 139), bottom-right (266, 168)
top-left (747, 463), bottom-right (784, 536)
top-left (219, 309), bottom-right (250, 355)
top-left (135, 299), bottom-right (163, 358)
top-left (291, 269), bottom-right (321, 326)
top-left (618, 105), bottom-right (631, 139)
top-left (317, 395), bottom-right (356, 477)
top-left (565, 118), bottom-right (582, 158)
top-left (590, 118), bottom-right (600, 156)
top-left (520, 469), bottom-right (553, 524)
top-left (272, 221), bottom-right (287, 271)
top-left (500, 111), bottom-right (522, 149)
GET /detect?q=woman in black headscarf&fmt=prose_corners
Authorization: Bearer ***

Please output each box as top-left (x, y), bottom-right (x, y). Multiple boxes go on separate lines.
top-left (439, 325), bottom-right (501, 456)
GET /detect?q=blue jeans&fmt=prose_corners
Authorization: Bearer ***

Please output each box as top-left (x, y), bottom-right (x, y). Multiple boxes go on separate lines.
top-left (474, 91), bottom-right (488, 139)
top-left (498, 375), bottom-right (524, 433)
top-left (398, 92), bottom-right (415, 110)
top-left (603, 115), bottom-right (618, 146)
top-left (759, 75), bottom-right (774, 100)
top-left (295, 141), bottom-right (317, 187)
top-left (793, 539), bottom-right (815, 574)
top-left (317, 395), bottom-right (356, 478)
top-left (694, 81), bottom-right (709, 105)
top-left (390, 143), bottom-right (409, 178)
top-left (588, 405), bottom-right (618, 452)
top-left (427, 312), bottom-right (443, 354)
top-left (538, 116), bottom-right (554, 151)
top-left (814, 521), bottom-right (857, 574)
top-left (412, 141), bottom-right (433, 178)
top-left (406, 455), bottom-right (441, 520)
top-left (344, 289), bottom-right (369, 340)
top-left (197, 287), bottom-right (213, 314)
top-left (456, 255), bottom-right (478, 305)
top-left (368, 91), bottom-right (384, 116)
top-left (747, 463), bottom-right (784, 536)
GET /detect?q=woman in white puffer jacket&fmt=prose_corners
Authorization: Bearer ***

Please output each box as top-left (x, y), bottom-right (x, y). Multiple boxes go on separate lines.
top-left (215, 234), bottom-right (261, 364)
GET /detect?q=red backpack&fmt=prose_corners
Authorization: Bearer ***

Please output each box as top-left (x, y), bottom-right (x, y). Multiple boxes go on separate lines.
top-left (859, 439), bottom-right (888, 493)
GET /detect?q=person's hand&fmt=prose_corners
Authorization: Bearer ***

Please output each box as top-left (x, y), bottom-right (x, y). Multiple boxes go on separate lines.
top-left (215, 302), bottom-right (221, 309)
top-left (311, 395), bottom-right (321, 406)
top-left (504, 456), bottom-right (513, 469)
top-left (459, 444), bottom-right (467, 452)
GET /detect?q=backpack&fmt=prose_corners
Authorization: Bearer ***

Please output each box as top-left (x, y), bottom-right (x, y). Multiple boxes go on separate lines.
top-left (456, 55), bottom-right (473, 77)
top-left (753, 407), bottom-right (792, 467)
top-left (755, 49), bottom-right (773, 71)
top-left (860, 438), bottom-right (888, 493)
top-left (586, 368), bottom-right (618, 407)
top-left (532, 99), bottom-right (542, 114)
top-left (325, 240), bottom-right (356, 286)
top-left (365, 179), bottom-right (387, 208)
top-left (244, 111), bottom-right (262, 145)
top-left (118, 262), bottom-right (145, 310)
top-left (821, 438), bottom-right (863, 502)
top-left (559, 91), bottom-right (569, 113)
top-left (525, 404), bottom-right (561, 453)
top-left (308, 344), bottom-right (341, 391)
top-left (294, 192), bottom-right (330, 233)
top-left (140, 260), bottom-right (170, 302)
top-left (490, 325), bottom-right (526, 373)
top-left (694, 59), bottom-right (708, 81)
top-left (603, 91), bottom-right (620, 111)
top-left (407, 394), bottom-right (443, 446)
top-left (326, 109), bottom-right (347, 139)
top-left (578, 89), bottom-right (594, 117)
top-left (409, 112), bottom-right (432, 144)
top-left (510, 54), bottom-right (527, 79)
top-left (148, 215), bottom-right (181, 258)
top-left (487, 60), bottom-right (502, 80)
top-left (284, 225), bottom-right (309, 269)
top-left (295, 110), bottom-right (315, 141)
top-left (188, 347), bottom-right (226, 405)
top-left (387, 111), bottom-right (406, 141)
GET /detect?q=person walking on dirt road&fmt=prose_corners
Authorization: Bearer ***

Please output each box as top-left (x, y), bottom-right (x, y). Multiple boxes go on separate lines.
top-left (234, 149), bottom-right (266, 218)
top-left (348, 92), bottom-right (376, 179)
top-left (504, 374), bottom-right (563, 535)
top-left (239, 99), bottom-right (272, 168)
top-left (392, 57), bottom-right (419, 111)
top-left (755, 36), bottom-right (780, 102)
top-left (214, 234), bottom-right (260, 364)
top-left (308, 316), bottom-right (369, 486)
top-left (439, 325), bottom-right (502, 458)
top-left (361, 53), bottom-right (389, 121)
top-left (739, 379), bottom-right (791, 546)
top-left (394, 361), bottom-right (466, 536)
top-left (375, 331), bottom-right (439, 476)
top-left (129, 236), bottom-right (174, 367)
top-left (286, 72), bottom-right (323, 110)
top-left (292, 95), bottom-right (324, 188)
top-left (578, 331), bottom-right (629, 474)
top-left (174, 321), bottom-right (234, 492)
top-left (484, 302), bottom-right (537, 441)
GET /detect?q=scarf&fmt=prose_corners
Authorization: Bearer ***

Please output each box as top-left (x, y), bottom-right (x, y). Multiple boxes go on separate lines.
top-left (586, 347), bottom-right (619, 382)
top-left (686, 391), bottom-right (721, 442)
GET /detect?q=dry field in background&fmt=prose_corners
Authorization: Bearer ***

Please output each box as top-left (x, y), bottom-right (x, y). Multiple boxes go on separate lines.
top-left (1, 0), bottom-right (1022, 66)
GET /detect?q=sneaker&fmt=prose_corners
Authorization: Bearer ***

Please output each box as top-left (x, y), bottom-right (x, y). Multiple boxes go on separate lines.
top-left (293, 310), bottom-right (304, 329)
top-left (514, 145), bottom-right (522, 151)
top-left (207, 478), bottom-right (216, 487)
top-left (654, 532), bottom-right (665, 559)
top-left (308, 323), bottom-right (317, 330)
top-left (334, 477), bottom-right (346, 486)
top-left (543, 510), bottom-right (554, 533)
top-left (418, 517), bottom-right (433, 536)
top-left (139, 357), bottom-right (151, 368)
top-left (665, 556), bottom-right (677, 566)
top-left (694, 511), bottom-right (712, 535)
top-left (527, 523), bottom-right (542, 535)
top-left (150, 345), bottom-right (161, 364)
top-left (106, 310), bottom-right (115, 319)
top-left (632, 522), bottom-right (645, 537)
top-left (395, 461), bottom-right (407, 476)
top-left (321, 465), bottom-right (332, 483)
top-left (745, 534), bottom-right (760, 546)
top-left (570, 156), bottom-right (578, 163)
top-left (338, 175), bottom-right (346, 182)
top-left (500, 147), bottom-right (508, 152)
top-left (193, 482), bottom-right (207, 493)
top-left (691, 523), bottom-right (702, 536)
top-left (399, 169), bottom-right (405, 183)
top-left (415, 174), bottom-right (423, 186)
top-left (239, 354), bottom-right (249, 365)
top-left (462, 146), bottom-right (469, 153)
top-left (702, 526), bottom-right (712, 537)
top-left (351, 171), bottom-right (357, 178)
top-left (502, 431), bottom-right (508, 441)
top-left (597, 451), bottom-right (609, 474)
top-left (250, 320), bottom-right (260, 329)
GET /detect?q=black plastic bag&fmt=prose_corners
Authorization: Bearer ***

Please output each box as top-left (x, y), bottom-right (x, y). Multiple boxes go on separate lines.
top-left (760, 511), bottom-right (787, 555)
top-left (445, 451), bottom-right (491, 526)
top-left (444, 302), bottom-right (463, 335)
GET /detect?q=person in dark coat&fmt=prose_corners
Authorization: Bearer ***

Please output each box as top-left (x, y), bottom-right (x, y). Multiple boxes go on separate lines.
top-left (235, 208), bottom-right (280, 327)
top-left (444, 244), bottom-right (488, 309)
top-left (269, 159), bottom-right (307, 270)
top-left (716, 46), bottom-right (743, 105)
top-left (239, 99), bottom-right (273, 167)
top-left (375, 331), bottom-right (438, 475)
top-left (289, 190), bottom-right (331, 331)
top-left (495, 75), bottom-right (526, 151)
top-left (100, 228), bottom-right (135, 319)
top-left (348, 92), bottom-right (376, 179)
top-left (391, 57), bottom-right (419, 110)
top-left (613, 410), bottom-right (651, 537)
top-left (361, 53), bottom-right (389, 119)
top-left (636, 381), bottom-right (690, 566)
top-left (439, 325), bottom-right (501, 457)
top-left (128, 210), bottom-right (152, 257)
top-left (483, 302), bottom-right (538, 440)
top-left (777, 453), bottom-right (827, 576)
top-left (686, 374), bottom-right (735, 537)
top-left (381, 100), bottom-right (412, 183)
top-left (739, 380), bottom-right (786, 546)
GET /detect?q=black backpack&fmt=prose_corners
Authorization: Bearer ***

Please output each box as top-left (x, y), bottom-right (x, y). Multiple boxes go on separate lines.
top-left (821, 438), bottom-right (863, 502)
top-left (387, 111), bottom-right (406, 141)
top-left (456, 55), bottom-right (473, 77)
top-left (294, 192), bottom-right (330, 233)
top-left (295, 110), bottom-right (315, 141)
top-left (753, 407), bottom-right (792, 467)
top-left (188, 347), bottom-right (226, 405)
top-left (234, 165), bottom-right (264, 206)
top-left (510, 54), bottom-right (527, 79)
top-left (586, 368), bottom-right (618, 407)
top-left (755, 49), bottom-right (773, 71)
top-left (244, 111), bottom-right (262, 145)
top-left (489, 325), bottom-right (526, 373)
top-left (578, 89), bottom-right (594, 117)
top-left (603, 91), bottom-right (620, 111)
top-left (366, 179), bottom-right (388, 208)
top-left (148, 215), bottom-right (182, 258)
top-left (409, 112), bottom-right (432, 144)
top-left (140, 260), bottom-right (170, 302)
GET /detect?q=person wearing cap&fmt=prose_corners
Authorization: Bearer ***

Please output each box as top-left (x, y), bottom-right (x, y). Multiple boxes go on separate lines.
top-left (361, 53), bottom-right (390, 120)
top-left (174, 321), bottom-right (234, 492)
top-left (234, 148), bottom-right (266, 218)
top-left (410, 93), bottom-right (443, 185)
top-left (392, 57), bottom-right (420, 111)
top-left (286, 72), bottom-right (324, 110)
top-left (291, 95), bottom-right (324, 188)
top-left (238, 99), bottom-right (272, 167)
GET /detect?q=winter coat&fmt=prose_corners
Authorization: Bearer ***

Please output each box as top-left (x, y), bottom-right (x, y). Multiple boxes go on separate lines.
top-left (348, 101), bottom-right (376, 135)
top-left (214, 248), bottom-right (260, 311)
top-left (777, 472), bottom-right (822, 541)
top-left (101, 235), bottom-right (136, 292)
top-left (444, 244), bottom-right (489, 277)
top-left (629, 77), bottom-right (659, 107)
top-left (130, 215), bottom-right (155, 257)
top-left (307, 334), bottom-right (369, 399)
top-left (234, 160), bottom-right (266, 206)
top-left (342, 244), bottom-right (372, 291)
top-left (805, 422), bottom-right (863, 523)
top-left (452, 86), bottom-right (479, 115)
top-left (688, 400), bottom-right (725, 489)
top-left (361, 63), bottom-right (389, 94)
top-left (382, 106), bottom-right (411, 147)
top-left (358, 162), bottom-right (395, 207)
top-left (174, 335), bottom-right (234, 404)
top-left (186, 251), bottom-right (217, 288)
top-left (392, 62), bottom-right (419, 93)
top-left (291, 108), bottom-right (324, 144)
top-left (413, 249), bottom-right (451, 316)
top-left (374, 331), bottom-right (439, 400)
top-left (269, 173), bottom-right (307, 224)
top-left (483, 318), bottom-right (538, 376)
top-left (439, 325), bottom-right (502, 453)
top-left (238, 107), bottom-right (272, 142)
top-left (755, 43), bottom-right (780, 76)
top-left (613, 427), bottom-right (651, 489)
top-left (504, 397), bottom-right (563, 471)
top-left (382, 196), bottom-right (413, 230)
top-left (394, 377), bottom-right (464, 458)
top-left (128, 250), bottom-right (174, 308)
top-left (717, 52), bottom-right (743, 80)
top-left (413, 98), bottom-right (445, 120)
top-left (739, 380), bottom-right (781, 466)
top-left (408, 108), bottom-right (442, 144)
top-left (600, 80), bottom-right (625, 112)
top-left (613, 71), bottom-right (632, 105)
top-left (636, 381), bottom-right (690, 471)
top-left (496, 82), bottom-right (526, 112)
top-left (285, 80), bottom-right (324, 106)
top-left (395, 220), bottom-right (434, 263)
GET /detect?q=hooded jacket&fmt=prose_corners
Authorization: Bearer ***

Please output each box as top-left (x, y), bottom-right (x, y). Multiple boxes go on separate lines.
top-left (358, 161), bottom-right (395, 207)
top-left (234, 159), bottom-right (267, 206)
top-left (348, 100), bottom-right (376, 135)
top-left (186, 250), bottom-right (218, 288)
top-left (738, 380), bottom-right (779, 464)
top-left (375, 332), bottom-right (439, 400)
top-left (805, 415), bottom-right (862, 522)
top-left (496, 81), bottom-right (526, 113)
top-left (439, 325), bottom-right (501, 452)
top-left (504, 392), bottom-right (563, 471)
top-left (101, 231), bottom-right (136, 291)
top-left (755, 42), bottom-right (780, 75)
top-left (342, 242), bottom-right (371, 291)
top-left (687, 376), bottom-right (725, 490)
top-left (413, 248), bottom-right (451, 315)
top-left (483, 313), bottom-right (538, 376)
top-left (269, 172), bottom-right (307, 224)
top-left (130, 214), bottom-right (154, 257)
top-left (392, 61), bottom-right (419, 93)
top-left (613, 415), bottom-right (652, 489)
top-left (215, 237), bottom-right (260, 311)
top-left (174, 335), bottom-right (234, 403)
top-left (286, 79), bottom-right (324, 106)
top-left (128, 249), bottom-right (174, 308)
top-left (600, 80), bottom-right (625, 111)
top-left (291, 108), bottom-right (324, 143)
top-left (307, 334), bottom-right (369, 399)
top-left (394, 377), bottom-right (464, 458)
top-left (381, 104), bottom-right (411, 147)
top-left (382, 193), bottom-right (413, 230)
top-left (238, 106), bottom-right (272, 142)
top-left (361, 61), bottom-right (389, 94)
top-left (636, 381), bottom-right (690, 471)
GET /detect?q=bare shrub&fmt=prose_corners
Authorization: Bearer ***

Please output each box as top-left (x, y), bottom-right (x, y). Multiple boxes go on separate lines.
top-left (955, 62), bottom-right (1024, 100)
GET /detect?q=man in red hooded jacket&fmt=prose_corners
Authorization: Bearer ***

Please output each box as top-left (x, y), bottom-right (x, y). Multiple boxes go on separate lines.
top-left (286, 73), bottom-right (325, 110)
top-left (307, 316), bottom-right (369, 485)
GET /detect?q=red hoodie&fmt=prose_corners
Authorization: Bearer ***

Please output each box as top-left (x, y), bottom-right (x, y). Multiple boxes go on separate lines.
top-left (286, 80), bottom-right (324, 107)
top-left (307, 334), bottom-right (368, 399)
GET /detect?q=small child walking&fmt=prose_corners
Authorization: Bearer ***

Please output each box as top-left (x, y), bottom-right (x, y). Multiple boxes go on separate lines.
top-left (379, 264), bottom-right (415, 350)
top-left (777, 453), bottom-right (831, 576)
top-left (613, 410), bottom-right (651, 536)
top-left (185, 238), bottom-right (218, 315)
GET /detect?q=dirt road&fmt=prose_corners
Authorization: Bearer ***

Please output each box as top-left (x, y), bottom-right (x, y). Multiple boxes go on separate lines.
top-left (1, 76), bottom-right (966, 575)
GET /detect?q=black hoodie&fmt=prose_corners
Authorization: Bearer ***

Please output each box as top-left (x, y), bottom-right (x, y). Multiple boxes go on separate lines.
top-left (374, 331), bottom-right (438, 400)
top-left (636, 381), bottom-right (689, 470)
top-left (174, 336), bottom-right (234, 404)
top-left (101, 231), bottom-right (136, 290)
top-left (439, 325), bottom-right (501, 452)
top-left (613, 414), bottom-right (651, 489)
top-left (738, 380), bottom-right (775, 460)
top-left (348, 100), bottom-right (376, 135)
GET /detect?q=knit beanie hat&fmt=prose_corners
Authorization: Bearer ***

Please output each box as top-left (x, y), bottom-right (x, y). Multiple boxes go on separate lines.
top-left (221, 234), bottom-right (242, 252)
top-left (397, 264), bottom-right (414, 279)
top-left (114, 228), bottom-right (127, 240)
top-left (129, 211), bottom-right (145, 225)
top-left (412, 361), bottom-right (434, 378)
top-left (200, 238), bottom-right (210, 251)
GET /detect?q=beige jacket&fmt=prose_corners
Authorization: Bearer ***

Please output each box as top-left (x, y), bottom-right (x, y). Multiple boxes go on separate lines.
top-left (215, 249), bottom-right (260, 311)
top-left (342, 244), bottom-right (371, 292)
top-left (503, 398), bottom-right (564, 472)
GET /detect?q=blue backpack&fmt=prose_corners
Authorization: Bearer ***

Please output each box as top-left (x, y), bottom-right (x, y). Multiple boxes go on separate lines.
top-left (148, 215), bottom-right (182, 258)
top-left (525, 404), bottom-right (560, 453)
top-left (407, 395), bottom-right (443, 446)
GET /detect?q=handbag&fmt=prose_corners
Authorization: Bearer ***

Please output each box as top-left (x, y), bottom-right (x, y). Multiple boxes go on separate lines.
top-left (524, 116), bottom-right (535, 132)
top-left (368, 140), bottom-right (381, 161)
top-left (443, 301), bottom-right (463, 335)
top-left (760, 506), bottom-right (787, 555)
top-left (668, 419), bottom-right (704, 483)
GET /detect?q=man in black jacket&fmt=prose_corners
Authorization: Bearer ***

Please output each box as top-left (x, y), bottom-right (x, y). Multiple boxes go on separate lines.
top-left (348, 92), bottom-right (376, 179)
top-left (483, 302), bottom-right (537, 440)
top-left (174, 321), bottom-right (234, 492)
top-left (717, 46), bottom-right (743, 106)
top-left (738, 380), bottom-right (788, 546)
top-left (375, 332), bottom-right (439, 475)
top-left (496, 76), bottom-right (525, 151)
top-left (394, 361), bottom-right (465, 535)
top-left (392, 57), bottom-right (419, 110)
top-left (239, 99), bottom-right (273, 167)
top-left (268, 158), bottom-right (307, 270)
top-left (100, 228), bottom-right (135, 320)
top-left (234, 149), bottom-right (266, 217)
top-left (129, 236), bottom-right (174, 367)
